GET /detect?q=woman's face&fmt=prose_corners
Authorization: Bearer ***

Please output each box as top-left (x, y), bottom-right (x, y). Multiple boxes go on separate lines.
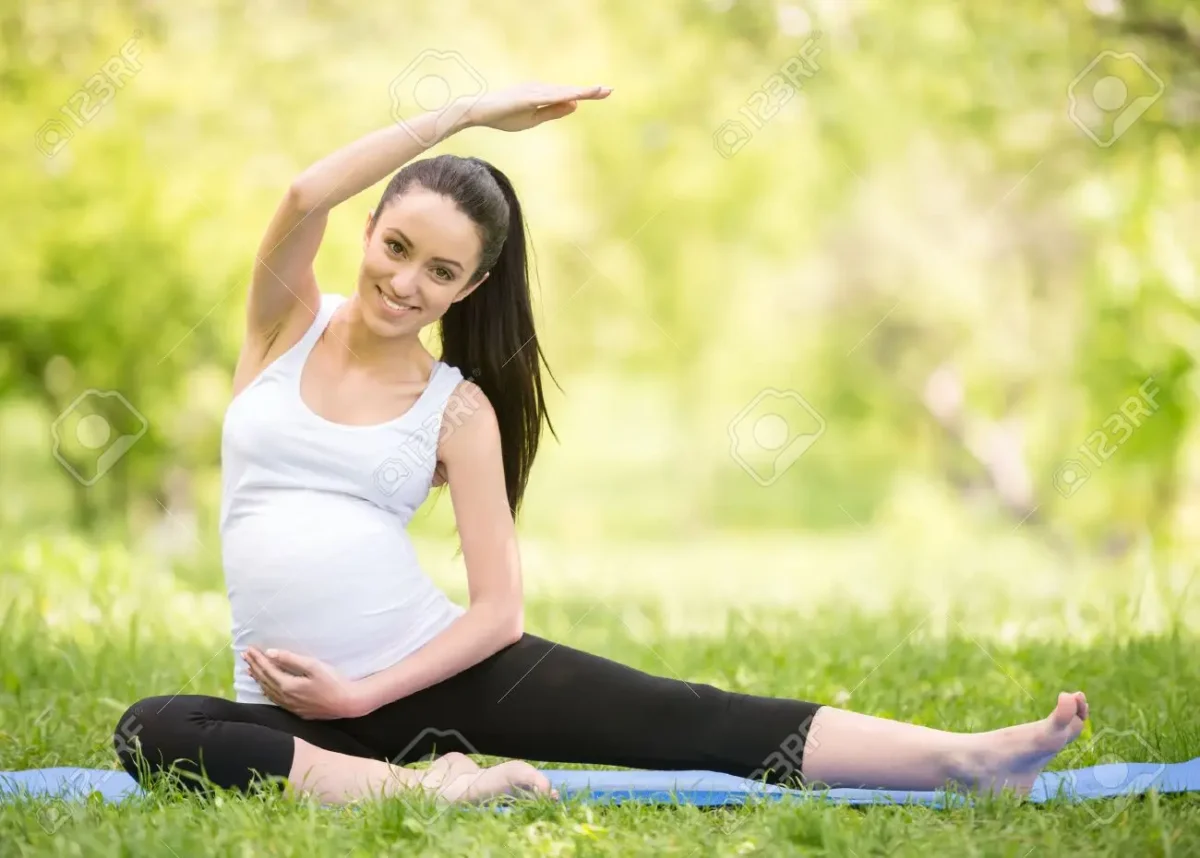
top-left (358, 187), bottom-right (488, 336)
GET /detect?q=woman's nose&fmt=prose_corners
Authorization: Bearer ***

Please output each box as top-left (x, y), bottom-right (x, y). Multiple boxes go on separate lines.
top-left (389, 266), bottom-right (420, 296)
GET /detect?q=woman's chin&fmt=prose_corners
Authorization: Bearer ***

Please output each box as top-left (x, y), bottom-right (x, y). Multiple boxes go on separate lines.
top-left (360, 286), bottom-right (422, 333)
top-left (365, 312), bottom-right (414, 337)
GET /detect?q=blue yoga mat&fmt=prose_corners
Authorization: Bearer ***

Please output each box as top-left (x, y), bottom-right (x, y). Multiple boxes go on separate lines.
top-left (3, 757), bottom-right (1198, 807)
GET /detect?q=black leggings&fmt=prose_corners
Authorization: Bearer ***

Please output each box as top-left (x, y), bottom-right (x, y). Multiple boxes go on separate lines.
top-left (113, 634), bottom-right (824, 792)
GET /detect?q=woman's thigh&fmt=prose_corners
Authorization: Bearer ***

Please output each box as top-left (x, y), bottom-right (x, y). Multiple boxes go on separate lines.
top-left (342, 635), bottom-right (822, 779)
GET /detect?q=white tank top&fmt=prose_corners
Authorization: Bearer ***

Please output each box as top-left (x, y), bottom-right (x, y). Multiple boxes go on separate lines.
top-left (220, 291), bottom-right (467, 706)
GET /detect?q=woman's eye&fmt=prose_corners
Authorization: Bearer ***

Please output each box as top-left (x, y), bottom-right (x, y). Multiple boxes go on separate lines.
top-left (435, 268), bottom-right (453, 281)
top-left (386, 241), bottom-right (405, 255)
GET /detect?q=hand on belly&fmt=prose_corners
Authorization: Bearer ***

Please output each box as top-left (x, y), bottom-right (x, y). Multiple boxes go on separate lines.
top-left (243, 645), bottom-right (365, 719)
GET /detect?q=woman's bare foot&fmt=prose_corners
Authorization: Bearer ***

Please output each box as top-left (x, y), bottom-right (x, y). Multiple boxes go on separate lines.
top-left (419, 752), bottom-right (480, 791)
top-left (429, 759), bottom-right (559, 805)
top-left (955, 691), bottom-right (1089, 795)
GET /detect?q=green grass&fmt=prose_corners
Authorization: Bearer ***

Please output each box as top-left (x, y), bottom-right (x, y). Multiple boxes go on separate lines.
top-left (2, 530), bottom-right (1199, 856)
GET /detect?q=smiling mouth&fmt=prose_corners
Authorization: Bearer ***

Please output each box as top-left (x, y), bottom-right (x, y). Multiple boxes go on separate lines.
top-left (377, 284), bottom-right (417, 314)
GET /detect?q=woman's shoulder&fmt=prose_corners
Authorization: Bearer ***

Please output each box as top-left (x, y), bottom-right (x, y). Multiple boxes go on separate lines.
top-left (432, 373), bottom-right (493, 436)
top-left (231, 290), bottom-right (339, 399)
top-left (435, 367), bottom-right (488, 410)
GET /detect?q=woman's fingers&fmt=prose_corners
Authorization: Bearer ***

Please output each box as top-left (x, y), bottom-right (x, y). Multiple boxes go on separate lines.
top-left (546, 84), bottom-right (609, 102)
top-left (527, 84), bottom-right (610, 107)
top-left (246, 648), bottom-right (317, 716)
top-left (253, 665), bottom-right (288, 708)
top-left (468, 82), bottom-right (609, 132)
top-left (266, 648), bottom-right (312, 677)
top-left (533, 101), bottom-right (578, 123)
top-left (245, 648), bottom-right (284, 696)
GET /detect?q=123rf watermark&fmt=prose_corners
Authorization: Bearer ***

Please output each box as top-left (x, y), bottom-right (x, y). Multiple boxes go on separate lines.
top-left (50, 389), bottom-right (148, 486)
top-left (389, 49), bottom-right (487, 147)
top-left (1068, 50), bottom-right (1164, 147)
top-left (1053, 377), bottom-right (1161, 498)
top-left (729, 388), bottom-right (826, 486)
top-left (373, 381), bottom-right (486, 496)
top-left (713, 34), bottom-right (823, 159)
top-left (388, 728), bottom-right (482, 824)
top-left (1055, 728), bottom-right (1165, 826)
top-left (33, 711), bottom-right (143, 834)
top-left (35, 34), bottom-right (144, 158)
top-left (719, 717), bottom-right (822, 834)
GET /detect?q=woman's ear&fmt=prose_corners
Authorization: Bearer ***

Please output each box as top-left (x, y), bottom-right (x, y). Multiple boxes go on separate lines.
top-left (453, 271), bottom-right (489, 304)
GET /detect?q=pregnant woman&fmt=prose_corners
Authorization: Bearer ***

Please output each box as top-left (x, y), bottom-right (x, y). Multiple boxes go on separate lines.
top-left (115, 82), bottom-right (1089, 806)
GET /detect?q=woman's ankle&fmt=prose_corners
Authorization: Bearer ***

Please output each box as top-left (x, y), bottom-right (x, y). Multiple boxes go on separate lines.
top-left (942, 732), bottom-right (991, 789)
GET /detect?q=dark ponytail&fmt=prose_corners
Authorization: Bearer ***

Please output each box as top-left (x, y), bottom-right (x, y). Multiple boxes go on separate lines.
top-left (371, 155), bottom-right (556, 517)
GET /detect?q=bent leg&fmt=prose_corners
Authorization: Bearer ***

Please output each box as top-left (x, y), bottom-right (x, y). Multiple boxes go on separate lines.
top-left (114, 694), bottom-right (555, 805)
top-left (344, 635), bottom-right (824, 784)
top-left (113, 694), bottom-right (380, 793)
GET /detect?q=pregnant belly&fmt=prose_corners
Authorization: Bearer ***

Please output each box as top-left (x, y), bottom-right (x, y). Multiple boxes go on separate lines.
top-left (222, 490), bottom-right (454, 678)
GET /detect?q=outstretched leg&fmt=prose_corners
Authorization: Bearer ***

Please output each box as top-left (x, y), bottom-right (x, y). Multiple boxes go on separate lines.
top-left (802, 691), bottom-right (1089, 793)
top-left (339, 635), bottom-right (1088, 795)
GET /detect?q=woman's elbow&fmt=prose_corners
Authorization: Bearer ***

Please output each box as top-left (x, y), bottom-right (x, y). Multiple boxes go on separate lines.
top-left (285, 180), bottom-right (325, 216)
top-left (471, 591), bottom-right (524, 645)
top-left (497, 602), bottom-right (524, 645)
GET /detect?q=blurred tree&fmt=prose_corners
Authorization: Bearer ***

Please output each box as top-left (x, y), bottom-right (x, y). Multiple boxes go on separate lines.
top-left (0, 0), bottom-right (1195, 563)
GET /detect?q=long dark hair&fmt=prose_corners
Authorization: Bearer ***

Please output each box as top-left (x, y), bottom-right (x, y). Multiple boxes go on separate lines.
top-left (369, 154), bottom-right (555, 517)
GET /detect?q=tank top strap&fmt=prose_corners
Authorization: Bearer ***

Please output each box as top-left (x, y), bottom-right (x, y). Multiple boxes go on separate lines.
top-left (272, 292), bottom-right (347, 381)
top-left (298, 293), bottom-right (347, 357)
top-left (424, 362), bottom-right (470, 433)
top-left (388, 362), bottom-right (469, 475)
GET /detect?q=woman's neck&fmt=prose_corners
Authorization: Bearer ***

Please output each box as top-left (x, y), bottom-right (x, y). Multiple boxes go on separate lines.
top-left (330, 294), bottom-right (434, 382)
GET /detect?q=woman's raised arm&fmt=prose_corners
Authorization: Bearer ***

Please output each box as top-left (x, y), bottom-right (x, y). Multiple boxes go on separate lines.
top-left (243, 83), bottom-right (609, 346)
top-left (244, 110), bottom-right (468, 343)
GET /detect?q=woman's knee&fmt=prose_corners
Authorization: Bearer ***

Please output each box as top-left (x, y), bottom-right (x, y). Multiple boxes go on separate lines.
top-left (112, 695), bottom-right (204, 779)
top-left (112, 696), bottom-right (163, 774)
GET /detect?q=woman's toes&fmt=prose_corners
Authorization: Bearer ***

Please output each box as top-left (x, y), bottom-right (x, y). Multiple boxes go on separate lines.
top-left (1050, 692), bottom-right (1078, 728)
top-left (503, 761), bottom-right (552, 794)
top-left (440, 752), bottom-right (478, 773)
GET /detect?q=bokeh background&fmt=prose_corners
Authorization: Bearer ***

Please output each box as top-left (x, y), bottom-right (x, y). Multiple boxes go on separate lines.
top-left (2, 0), bottom-right (1198, 644)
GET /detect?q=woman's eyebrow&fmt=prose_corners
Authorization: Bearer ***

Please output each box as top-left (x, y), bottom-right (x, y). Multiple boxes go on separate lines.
top-left (389, 229), bottom-right (465, 270)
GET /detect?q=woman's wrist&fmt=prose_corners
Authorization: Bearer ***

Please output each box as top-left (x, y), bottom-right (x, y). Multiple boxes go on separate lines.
top-left (348, 675), bottom-right (387, 717)
top-left (445, 97), bottom-right (479, 135)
